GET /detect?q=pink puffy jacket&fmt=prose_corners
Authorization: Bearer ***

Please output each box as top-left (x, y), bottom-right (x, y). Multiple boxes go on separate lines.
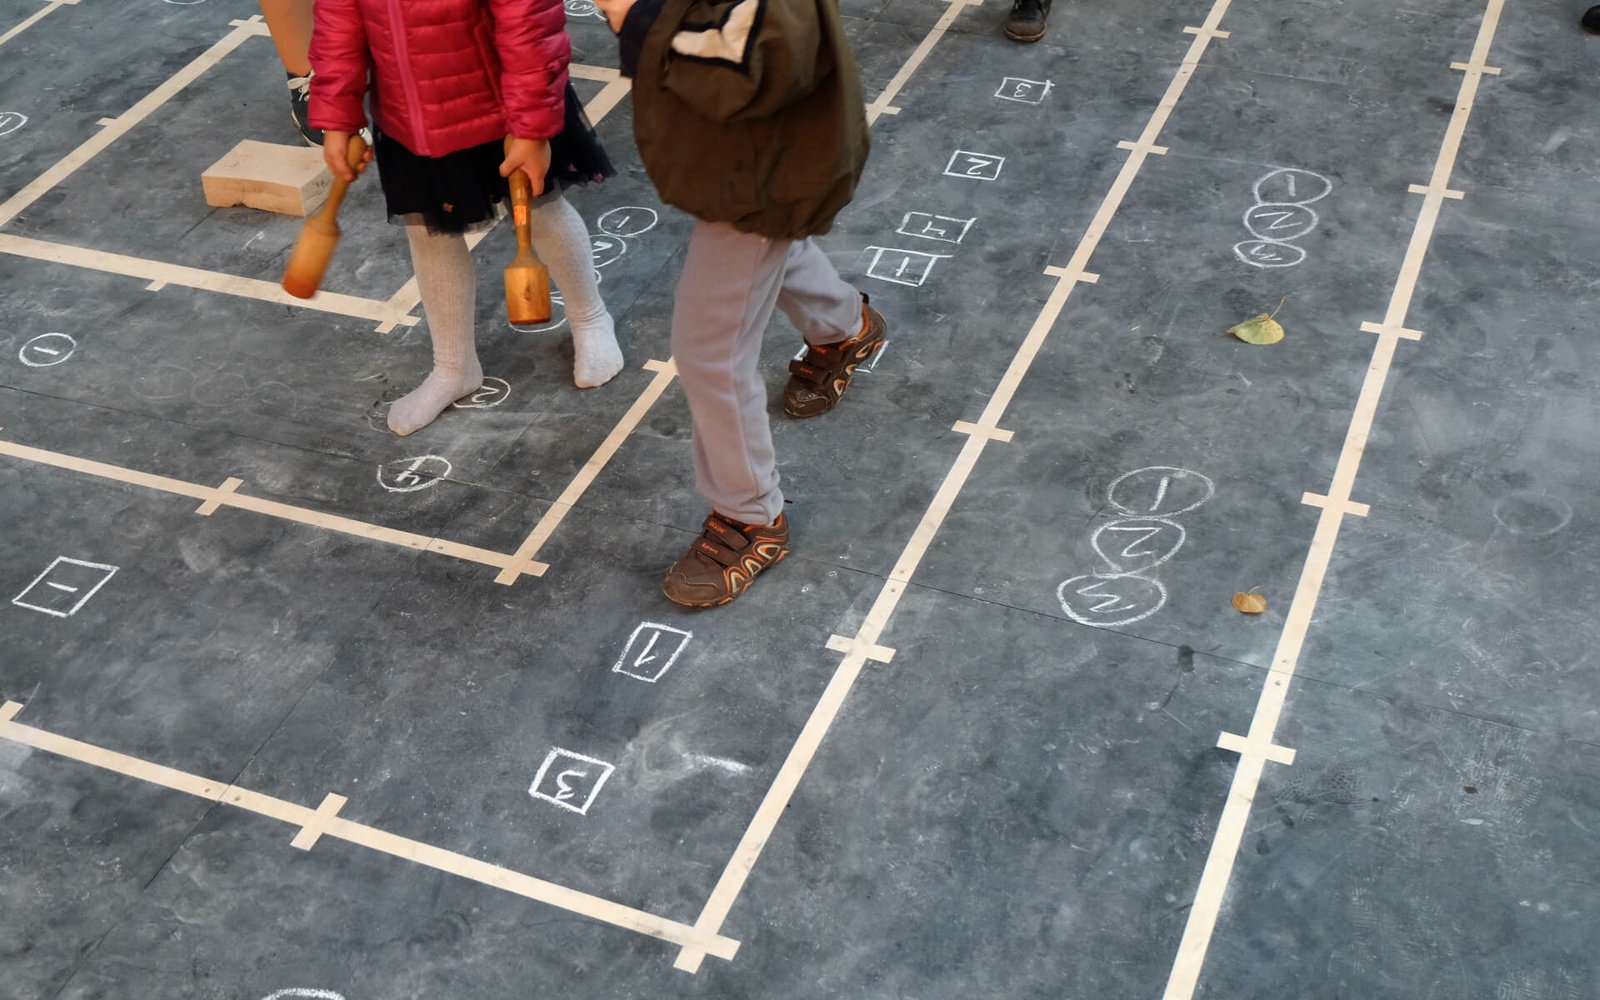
top-left (309, 0), bottom-right (570, 158)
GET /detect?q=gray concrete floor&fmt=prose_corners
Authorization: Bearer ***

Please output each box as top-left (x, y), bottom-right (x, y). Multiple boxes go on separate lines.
top-left (2, 0), bottom-right (1598, 996)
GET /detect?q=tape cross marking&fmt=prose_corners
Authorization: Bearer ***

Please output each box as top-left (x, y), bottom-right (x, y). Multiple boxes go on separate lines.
top-left (0, 702), bottom-right (740, 960)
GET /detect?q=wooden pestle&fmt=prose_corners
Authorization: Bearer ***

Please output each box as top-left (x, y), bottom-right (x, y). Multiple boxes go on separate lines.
top-left (504, 158), bottom-right (553, 325)
top-left (281, 133), bottom-right (368, 300)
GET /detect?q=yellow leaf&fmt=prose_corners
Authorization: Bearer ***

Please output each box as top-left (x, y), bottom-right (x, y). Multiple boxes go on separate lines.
top-left (1232, 591), bottom-right (1268, 615)
top-left (1228, 314), bottom-right (1284, 345)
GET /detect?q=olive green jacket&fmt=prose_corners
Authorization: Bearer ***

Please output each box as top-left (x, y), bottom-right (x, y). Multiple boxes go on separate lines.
top-left (621, 0), bottom-right (869, 239)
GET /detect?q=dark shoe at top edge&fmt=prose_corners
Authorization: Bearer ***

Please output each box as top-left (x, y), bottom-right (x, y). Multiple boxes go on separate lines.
top-left (288, 73), bottom-right (325, 147)
top-left (1004, 0), bottom-right (1051, 42)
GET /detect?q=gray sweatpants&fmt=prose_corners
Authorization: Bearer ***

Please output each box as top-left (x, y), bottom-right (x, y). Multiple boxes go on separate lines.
top-left (672, 220), bottom-right (863, 526)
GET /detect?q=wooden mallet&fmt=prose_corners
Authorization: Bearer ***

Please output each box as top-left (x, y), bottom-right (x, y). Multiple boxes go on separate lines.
top-left (282, 132), bottom-right (368, 300)
top-left (504, 159), bottom-right (553, 325)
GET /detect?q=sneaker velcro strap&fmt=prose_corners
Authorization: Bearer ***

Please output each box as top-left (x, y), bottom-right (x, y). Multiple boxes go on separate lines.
top-left (787, 359), bottom-right (829, 385)
top-left (702, 516), bottom-right (752, 552)
top-left (693, 537), bottom-right (742, 567)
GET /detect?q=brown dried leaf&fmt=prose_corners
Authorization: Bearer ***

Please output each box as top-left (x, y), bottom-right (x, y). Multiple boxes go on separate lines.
top-left (1232, 590), bottom-right (1268, 615)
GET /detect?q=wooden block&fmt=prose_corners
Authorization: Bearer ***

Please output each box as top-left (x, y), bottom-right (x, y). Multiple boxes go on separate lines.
top-left (202, 140), bottom-right (332, 217)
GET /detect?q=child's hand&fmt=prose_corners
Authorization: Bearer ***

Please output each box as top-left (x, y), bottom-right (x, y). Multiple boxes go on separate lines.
top-left (323, 130), bottom-right (372, 182)
top-left (595, 0), bottom-right (637, 32)
top-left (500, 137), bottom-right (553, 196)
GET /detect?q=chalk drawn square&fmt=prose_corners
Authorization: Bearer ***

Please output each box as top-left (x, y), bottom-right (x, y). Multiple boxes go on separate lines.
top-left (943, 150), bottom-right (1005, 181)
top-left (995, 78), bottom-right (1052, 104)
top-left (863, 246), bottom-right (950, 288)
top-left (12, 557), bottom-right (119, 618)
top-left (858, 343), bottom-right (887, 374)
top-left (529, 748), bottom-right (616, 815)
top-left (613, 622), bottom-right (693, 683)
top-left (897, 212), bottom-right (974, 244)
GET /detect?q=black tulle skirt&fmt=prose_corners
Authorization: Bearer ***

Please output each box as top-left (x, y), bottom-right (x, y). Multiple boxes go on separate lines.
top-left (374, 82), bottom-right (614, 234)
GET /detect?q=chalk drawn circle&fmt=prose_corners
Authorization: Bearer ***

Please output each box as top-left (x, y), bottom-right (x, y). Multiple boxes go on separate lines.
top-left (137, 362), bottom-right (197, 399)
top-left (1252, 167), bottom-right (1332, 206)
top-left (597, 206), bottom-right (660, 238)
top-left (510, 317), bottom-right (567, 332)
top-left (452, 376), bottom-right (511, 410)
top-left (1492, 492), bottom-right (1572, 538)
top-left (162, 0), bottom-right (208, 5)
top-left (590, 233), bottom-right (627, 268)
top-left (1233, 240), bottom-right (1306, 269)
top-left (1107, 467), bottom-right (1215, 518)
top-left (18, 332), bottom-right (76, 368)
top-left (249, 379), bottom-right (300, 414)
top-left (193, 371), bottom-right (250, 407)
top-left (377, 455), bottom-right (452, 493)
top-left (1243, 203), bottom-right (1319, 243)
top-left (0, 112), bottom-right (27, 137)
top-left (1090, 516), bottom-right (1187, 574)
top-left (564, 0), bottom-right (601, 16)
top-left (1057, 573), bottom-right (1168, 628)
top-left (260, 991), bottom-right (346, 1000)
top-left (509, 298), bottom-right (568, 333)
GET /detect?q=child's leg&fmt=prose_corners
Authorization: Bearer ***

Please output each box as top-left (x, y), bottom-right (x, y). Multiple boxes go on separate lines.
top-left (774, 239), bottom-right (865, 344)
top-left (671, 221), bottom-right (793, 526)
top-left (388, 226), bottom-right (484, 436)
top-left (528, 192), bottom-right (624, 388)
top-left (259, 0), bottom-right (320, 144)
top-left (258, 0), bottom-right (312, 76)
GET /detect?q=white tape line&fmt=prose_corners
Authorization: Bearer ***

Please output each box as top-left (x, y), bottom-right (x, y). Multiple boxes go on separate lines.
top-left (676, 0), bottom-right (1236, 973)
top-left (951, 420), bottom-right (1015, 443)
top-left (864, 0), bottom-right (982, 126)
top-left (1359, 321), bottom-right (1425, 342)
top-left (1217, 731), bottom-right (1296, 766)
top-left (0, 702), bottom-right (740, 959)
top-left (0, 17), bottom-right (270, 229)
top-left (493, 360), bottom-right (678, 586)
top-left (1160, 0), bottom-right (1507, 995)
top-left (289, 793), bottom-right (349, 851)
top-left (826, 634), bottom-right (897, 664)
top-left (1301, 492), bottom-right (1370, 518)
top-left (1117, 139), bottom-right (1170, 156)
top-left (0, 0), bottom-right (81, 49)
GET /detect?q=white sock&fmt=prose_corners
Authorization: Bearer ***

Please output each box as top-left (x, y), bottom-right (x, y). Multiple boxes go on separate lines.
top-left (530, 194), bottom-right (624, 388)
top-left (389, 226), bottom-right (484, 436)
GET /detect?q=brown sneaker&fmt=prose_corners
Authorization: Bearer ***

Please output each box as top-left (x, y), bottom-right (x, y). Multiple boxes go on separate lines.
top-left (662, 512), bottom-right (791, 608)
top-left (782, 296), bottom-right (888, 419)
